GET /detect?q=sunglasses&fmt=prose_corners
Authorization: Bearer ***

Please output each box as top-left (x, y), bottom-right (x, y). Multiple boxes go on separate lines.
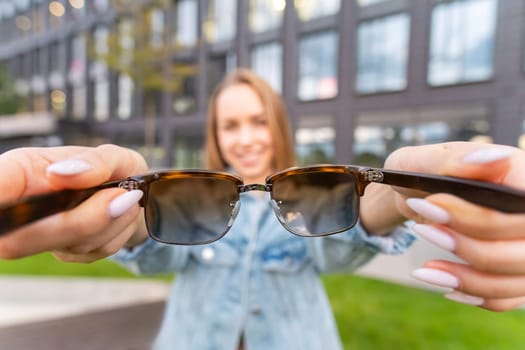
top-left (1, 164), bottom-right (525, 245)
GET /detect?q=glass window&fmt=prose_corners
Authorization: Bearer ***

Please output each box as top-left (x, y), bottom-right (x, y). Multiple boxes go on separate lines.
top-left (172, 64), bottom-right (197, 115)
top-left (356, 13), bottom-right (410, 94)
top-left (93, 0), bottom-right (109, 12)
top-left (49, 0), bottom-right (66, 27)
top-left (298, 31), bottom-right (338, 101)
top-left (173, 0), bottom-right (198, 47)
top-left (251, 42), bottom-right (283, 92)
top-left (68, 34), bottom-right (86, 85)
top-left (249, 0), bottom-right (285, 33)
top-left (71, 85), bottom-right (86, 119)
top-left (93, 78), bottom-right (109, 122)
top-left (148, 8), bottom-right (165, 48)
top-left (357, 0), bottom-right (390, 6)
top-left (294, 0), bottom-right (340, 22)
top-left (118, 74), bottom-right (134, 120)
top-left (69, 0), bottom-right (86, 17)
top-left (207, 52), bottom-right (236, 95)
top-left (172, 135), bottom-right (204, 168)
top-left (353, 104), bottom-right (491, 167)
top-left (205, 0), bottom-right (237, 43)
top-left (428, 0), bottom-right (497, 86)
top-left (295, 115), bottom-right (336, 165)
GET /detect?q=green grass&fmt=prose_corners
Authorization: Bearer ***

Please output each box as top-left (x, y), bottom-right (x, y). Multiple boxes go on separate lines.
top-left (1, 254), bottom-right (524, 349)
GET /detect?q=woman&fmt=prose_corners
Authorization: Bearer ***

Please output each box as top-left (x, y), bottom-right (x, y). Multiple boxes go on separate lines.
top-left (113, 69), bottom-right (414, 349)
top-left (1, 69), bottom-right (525, 348)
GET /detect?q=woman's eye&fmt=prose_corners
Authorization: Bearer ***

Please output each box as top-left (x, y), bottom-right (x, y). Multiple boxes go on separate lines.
top-left (254, 117), bottom-right (268, 126)
top-left (220, 122), bottom-right (237, 131)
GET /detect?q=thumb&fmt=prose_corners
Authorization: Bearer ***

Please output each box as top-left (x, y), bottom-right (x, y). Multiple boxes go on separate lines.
top-left (385, 142), bottom-right (514, 183)
top-left (45, 144), bottom-right (148, 190)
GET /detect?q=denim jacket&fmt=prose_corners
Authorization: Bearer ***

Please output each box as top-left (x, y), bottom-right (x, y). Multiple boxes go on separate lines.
top-left (112, 192), bottom-right (415, 350)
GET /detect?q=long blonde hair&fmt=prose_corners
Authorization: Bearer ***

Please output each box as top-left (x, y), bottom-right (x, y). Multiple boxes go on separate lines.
top-left (205, 68), bottom-right (295, 171)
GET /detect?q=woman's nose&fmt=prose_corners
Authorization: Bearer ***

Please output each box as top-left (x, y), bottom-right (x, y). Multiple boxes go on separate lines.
top-left (238, 125), bottom-right (256, 144)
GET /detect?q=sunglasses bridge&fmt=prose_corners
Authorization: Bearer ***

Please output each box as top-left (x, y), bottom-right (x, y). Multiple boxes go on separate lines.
top-left (238, 183), bottom-right (273, 193)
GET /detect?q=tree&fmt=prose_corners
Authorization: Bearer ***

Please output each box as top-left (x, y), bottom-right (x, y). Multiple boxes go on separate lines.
top-left (0, 65), bottom-right (22, 116)
top-left (87, 0), bottom-right (198, 162)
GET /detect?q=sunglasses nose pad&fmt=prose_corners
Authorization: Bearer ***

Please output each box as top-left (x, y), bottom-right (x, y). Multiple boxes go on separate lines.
top-left (227, 200), bottom-right (241, 227)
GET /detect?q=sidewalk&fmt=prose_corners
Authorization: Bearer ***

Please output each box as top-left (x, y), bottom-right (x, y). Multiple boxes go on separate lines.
top-left (0, 238), bottom-right (456, 329)
top-left (0, 277), bottom-right (170, 327)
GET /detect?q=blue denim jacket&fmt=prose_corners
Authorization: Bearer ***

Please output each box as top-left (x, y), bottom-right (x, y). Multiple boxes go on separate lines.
top-left (112, 192), bottom-right (415, 350)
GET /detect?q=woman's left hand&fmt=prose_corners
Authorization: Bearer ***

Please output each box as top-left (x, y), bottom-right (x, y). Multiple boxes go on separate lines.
top-left (385, 141), bottom-right (525, 311)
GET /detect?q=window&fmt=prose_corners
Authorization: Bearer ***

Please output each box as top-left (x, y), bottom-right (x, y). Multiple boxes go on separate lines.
top-left (356, 13), bottom-right (410, 94)
top-left (357, 0), bottom-right (390, 6)
top-left (173, 0), bottom-right (198, 47)
top-left (205, 0), bottom-right (237, 43)
top-left (295, 115), bottom-right (336, 165)
top-left (249, 0), bottom-right (285, 33)
top-left (353, 104), bottom-right (492, 167)
top-left (207, 52), bottom-right (236, 95)
top-left (118, 74), bottom-right (134, 120)
top-left (298, 31), bottom-right (338, 101)
top-left (251, 42), bottom-right (283, 92)
top-left (294, 0), bottom-right (340, 22)
top-left (94, 77), bottom-right (109, 121)
top-left (172, 62), bottom-right (197, 114)
top-left (172, 135), bottom-right (204, 168)
top-left (428, 0), bottom-right (497, 86)
top-left (149, 8), bottom-right (165, 48)
top-left (68, 34), bottom-right (86, 85)
top-left (93, 0), bottom-right (109, 12)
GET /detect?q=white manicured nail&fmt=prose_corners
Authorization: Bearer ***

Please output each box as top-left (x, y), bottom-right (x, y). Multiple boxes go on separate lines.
top-left (412, 268), bottom-right (459, 289)
top-left (108, 190), bottom-right (143, 218)
top-left (463, 148), bottom-right (513, 164)
top-left (406, 198), bottom-right (450, 224)
top-left (445, 291), bottom-right (484, 306)
top-left (47, 159), bottom-right (93, 175)
top-left (411, 224), bottom-right (455, 251)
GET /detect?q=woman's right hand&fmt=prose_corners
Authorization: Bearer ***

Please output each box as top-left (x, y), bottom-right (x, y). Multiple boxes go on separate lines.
top-left (0, 144), bottom-right (149, 262)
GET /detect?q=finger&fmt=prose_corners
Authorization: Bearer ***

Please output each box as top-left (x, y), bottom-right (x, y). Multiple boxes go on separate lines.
top-left (0, 145), bottom-right (147, 202)
top-left (0, 188), bottom-right (141, 259)
top-left (45, 144), bottom-right (148, 190)
top-left (414, 260), bottom-right (525, 300)
top-left (61, 207), bottom-right (144, 255)
top-left (479, 296), bottom-right (525, 312)
top-left (52, 219), bottom-right (140, 263)
top-left (425, 194), bottom-right (525, 241)
top-left (385, 142), bottom-right (518, 184)
top-left (412, 224), bottom-right (525, 275)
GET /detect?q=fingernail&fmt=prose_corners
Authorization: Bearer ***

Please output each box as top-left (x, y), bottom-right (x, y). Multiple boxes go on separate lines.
top-left (108, 190), bottom-right (143, 218)
top-left (406, 198), bottom-right (450, 224)
top-left (463, 148), bottom-right (513, 164)
top-left (412, 268), bottom-right (459, 289)
top-left (445, 291), bottom-right (484, 306)
top-left (47, 159), bottom-right (93, 175)
top-left (411, 224), bottom-right (455, 251)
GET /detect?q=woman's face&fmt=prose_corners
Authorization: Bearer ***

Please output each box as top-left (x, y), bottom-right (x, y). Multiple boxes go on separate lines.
top-left (215, 83), bottom-right (275, 184)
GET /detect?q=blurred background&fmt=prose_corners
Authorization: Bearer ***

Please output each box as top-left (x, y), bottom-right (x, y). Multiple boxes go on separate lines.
top-left (1, 0), bottom-right (525, 349)
top-left (0, 0), bottom-right (520, 167)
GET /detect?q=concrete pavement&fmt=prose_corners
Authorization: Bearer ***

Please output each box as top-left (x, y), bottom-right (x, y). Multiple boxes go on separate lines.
top-left (0, 238), bottom-right (461, 328)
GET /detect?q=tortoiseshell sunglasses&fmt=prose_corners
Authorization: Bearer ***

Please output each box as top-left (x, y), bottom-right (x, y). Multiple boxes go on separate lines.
top-left (1, 164), bottom-right (525, 245)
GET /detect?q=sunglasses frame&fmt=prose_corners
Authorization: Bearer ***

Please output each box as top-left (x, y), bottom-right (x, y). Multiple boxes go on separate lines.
top-left (2, 164), bottom-right (525, 243)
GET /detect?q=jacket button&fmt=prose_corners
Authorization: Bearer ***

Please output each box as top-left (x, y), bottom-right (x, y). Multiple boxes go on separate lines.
top-left (201, 247), bottom-right (215, 260)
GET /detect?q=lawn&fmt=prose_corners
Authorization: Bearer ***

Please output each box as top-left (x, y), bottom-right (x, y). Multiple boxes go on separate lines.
top-left (1, 253), bottom-right (524, 349)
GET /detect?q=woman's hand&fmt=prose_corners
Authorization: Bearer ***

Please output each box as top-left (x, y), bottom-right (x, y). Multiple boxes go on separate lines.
top-left (386, 141), bottom-right (525, 311)
top-left (0, 144), bottom-right (149, 262)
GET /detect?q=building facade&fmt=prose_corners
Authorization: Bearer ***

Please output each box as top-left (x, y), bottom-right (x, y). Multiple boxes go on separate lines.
top-left (0, 0), bottom-right (524, 168)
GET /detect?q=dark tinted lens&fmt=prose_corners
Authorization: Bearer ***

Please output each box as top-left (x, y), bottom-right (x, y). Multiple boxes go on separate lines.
top-left (271, 171), bottom-right (358, 236)
top-left (144, 176), bottom-right (240, 244)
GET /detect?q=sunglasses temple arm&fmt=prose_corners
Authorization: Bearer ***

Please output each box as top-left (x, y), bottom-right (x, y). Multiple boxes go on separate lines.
top-left (0, 182), bottom-right (121, 237)
top-left (375, 169), bottom-right (525, 214)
